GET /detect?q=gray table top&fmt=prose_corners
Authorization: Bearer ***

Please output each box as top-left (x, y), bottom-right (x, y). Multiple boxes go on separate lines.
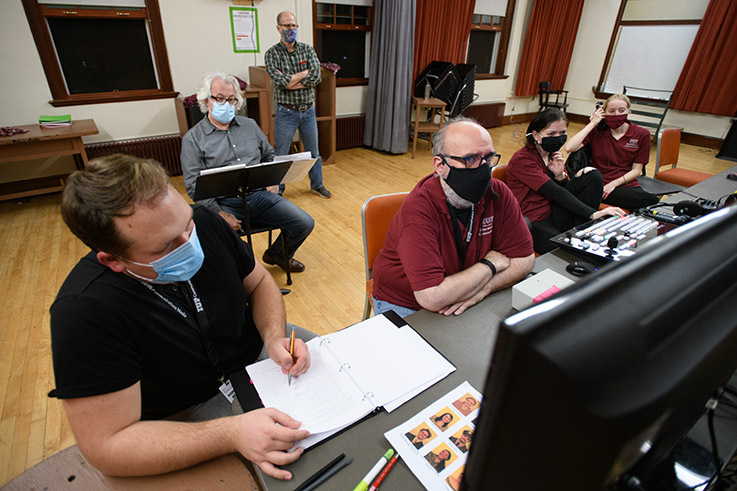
top-left (259, 166), bottom-right (737, 490)
top-left (663, 164), bottom-right (737, 204)
top-left (259, 251), bottom-right (580, 491)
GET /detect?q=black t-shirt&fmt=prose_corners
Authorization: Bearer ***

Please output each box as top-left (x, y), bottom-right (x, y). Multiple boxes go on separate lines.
top-left (49, 205), bottom-right (262, 419)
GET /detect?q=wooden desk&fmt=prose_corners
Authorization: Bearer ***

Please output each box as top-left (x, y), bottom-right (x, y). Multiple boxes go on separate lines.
top-left (409, 96), bottom-right (446, 159)
top-left (0, 119), bottom-right (98, 201)
top-left (1, 445), bottom-right (259, 491)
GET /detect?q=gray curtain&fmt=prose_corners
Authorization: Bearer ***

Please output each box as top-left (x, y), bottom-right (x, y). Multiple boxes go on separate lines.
top-left (363, 0), bottom-right (415, 154)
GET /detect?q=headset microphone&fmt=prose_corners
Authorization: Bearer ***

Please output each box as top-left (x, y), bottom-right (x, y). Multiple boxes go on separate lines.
top-left (673, 200), bottom-right (705, 217)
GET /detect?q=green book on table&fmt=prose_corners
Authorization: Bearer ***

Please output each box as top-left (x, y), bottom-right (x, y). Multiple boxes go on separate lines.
top-left (39, 114), bottom-right (72, 125)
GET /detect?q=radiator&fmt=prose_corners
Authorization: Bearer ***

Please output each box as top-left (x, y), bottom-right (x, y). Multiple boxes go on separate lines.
top-left (462, 102), bottom-right (505, 128)
top-left (337, 115), bottom-right (365, 150)
top-left (85, 134), bottom-right (183, 176)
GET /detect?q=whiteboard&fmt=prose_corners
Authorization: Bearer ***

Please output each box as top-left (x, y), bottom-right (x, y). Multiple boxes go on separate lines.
top-left (603, 24), bottom-right (699, 99)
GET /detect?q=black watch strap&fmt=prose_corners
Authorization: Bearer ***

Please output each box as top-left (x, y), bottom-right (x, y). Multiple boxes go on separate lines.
top-left (479, 258), bottom-right (497, 275)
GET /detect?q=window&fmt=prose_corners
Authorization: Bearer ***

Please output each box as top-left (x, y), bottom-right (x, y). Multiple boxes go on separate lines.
top-left (466, 0), bottom-right (516, 79)
top-left (22, 0), bottom-right (176, 107)
top-left (313, 1), bottom-right (373, 86)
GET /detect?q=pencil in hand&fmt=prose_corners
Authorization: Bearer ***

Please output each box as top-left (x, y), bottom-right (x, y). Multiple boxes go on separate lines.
top-left (288, 327), bottom-right (295, 386)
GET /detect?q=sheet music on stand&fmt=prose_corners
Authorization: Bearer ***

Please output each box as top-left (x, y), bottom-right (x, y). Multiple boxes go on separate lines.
top-left (194, 152), bottom-right (316, 201)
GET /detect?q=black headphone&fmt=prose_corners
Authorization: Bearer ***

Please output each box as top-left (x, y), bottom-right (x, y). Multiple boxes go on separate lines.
top-left (673, 200), bottom-right (705, 217)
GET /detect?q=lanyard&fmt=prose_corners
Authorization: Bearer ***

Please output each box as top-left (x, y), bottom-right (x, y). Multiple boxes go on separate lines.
top-left (140, 280), bottom-right (227, 383)
top-left (447, 204), bottom-right (475, 266)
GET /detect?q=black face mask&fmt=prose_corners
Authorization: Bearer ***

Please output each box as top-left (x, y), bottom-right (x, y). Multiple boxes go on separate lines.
top-left (442, 161), bottom-right (491, 204)
top-left (538, 134), bottom-right (567, 153)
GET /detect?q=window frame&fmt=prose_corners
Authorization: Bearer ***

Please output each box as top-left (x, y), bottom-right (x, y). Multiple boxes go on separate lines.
top-left (313, 2), bottom-right (373, 87)
top-left (468, 0), bottom-right (516, 80)
top-left (22, 0), bottom-right (177, 107)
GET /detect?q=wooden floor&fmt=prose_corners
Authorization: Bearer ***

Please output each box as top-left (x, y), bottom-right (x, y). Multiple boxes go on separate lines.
top-left (0, 121), bottom-right (733, 484)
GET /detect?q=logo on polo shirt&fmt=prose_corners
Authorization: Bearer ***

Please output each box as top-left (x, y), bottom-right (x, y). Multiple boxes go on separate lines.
top-left (624, 138), bottom-right (640, 150)
top-left (480, 216), bottom-right (494, 236)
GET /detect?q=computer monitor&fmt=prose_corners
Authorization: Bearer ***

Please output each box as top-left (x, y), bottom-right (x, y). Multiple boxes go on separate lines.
top-left (462, 204), bottom-right (737, 491)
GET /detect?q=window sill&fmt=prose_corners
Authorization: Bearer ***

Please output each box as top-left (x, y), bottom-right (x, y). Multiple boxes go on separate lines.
top-left (49, 89), bottom-right (179, 107)
top-left (475, 74), bottom-right (509, 81)
top-left (336, 78), bottom-right (369, 88)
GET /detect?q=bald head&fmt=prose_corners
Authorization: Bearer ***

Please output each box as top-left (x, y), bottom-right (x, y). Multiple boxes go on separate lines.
top-left (433, 117), bottom-right (492, 157)
top-left (277, 11), bottom-right (296, 25)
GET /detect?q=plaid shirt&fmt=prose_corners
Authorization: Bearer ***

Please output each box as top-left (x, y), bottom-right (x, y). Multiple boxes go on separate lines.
top-left (264, 41), bottom-right (321, 105)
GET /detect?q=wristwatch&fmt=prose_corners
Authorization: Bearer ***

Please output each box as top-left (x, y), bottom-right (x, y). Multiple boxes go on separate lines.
top-left (479, 258), bottom-right (497, 275)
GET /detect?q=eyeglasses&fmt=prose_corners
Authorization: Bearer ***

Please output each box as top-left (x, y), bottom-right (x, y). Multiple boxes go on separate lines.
top-left (210, 95), bottom-right (237, 105)
top-left (279, 24), bottom-right (298, 29)
top-left (441, 152), bottom-right (501, 168)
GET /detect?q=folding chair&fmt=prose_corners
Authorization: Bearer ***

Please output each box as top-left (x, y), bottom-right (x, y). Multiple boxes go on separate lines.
top-left (361, 192), bottom-right (409, 320)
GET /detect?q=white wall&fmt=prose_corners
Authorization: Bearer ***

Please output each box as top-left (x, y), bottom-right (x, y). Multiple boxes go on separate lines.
top-left (0, 0), bottom-right (730, 182)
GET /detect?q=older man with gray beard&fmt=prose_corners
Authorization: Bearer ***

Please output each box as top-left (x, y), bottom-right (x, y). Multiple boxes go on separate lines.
top-left (371, 117), bottom-right (535, 318)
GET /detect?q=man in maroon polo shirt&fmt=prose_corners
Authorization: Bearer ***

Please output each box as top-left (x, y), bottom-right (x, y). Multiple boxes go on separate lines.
top-left (372, 118), bottom-right (535, 318)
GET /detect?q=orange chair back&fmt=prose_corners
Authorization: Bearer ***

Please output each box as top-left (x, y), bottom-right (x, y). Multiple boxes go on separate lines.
top-left (492, 164), bottom-right (508, 183)
top-left (361, 192), bottom-right (409, 319)
top-left (657, 128), bottom-right (681, 171)
top-left (655, 128), bottom-right (712, 187)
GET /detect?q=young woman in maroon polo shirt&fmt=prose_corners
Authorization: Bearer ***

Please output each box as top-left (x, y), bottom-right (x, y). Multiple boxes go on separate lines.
top-left (564, 94), bottom-right (659, 210)
top-left (506, 109), bottom-right (625, 254)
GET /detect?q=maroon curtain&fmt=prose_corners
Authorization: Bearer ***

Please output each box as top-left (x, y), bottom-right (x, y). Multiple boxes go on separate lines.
top-left (671, 0), bottom-right (737, 116)
top-left (413, 0), bottom-right (475, 83)
top-left (514, 0), bottom-right (585, 97)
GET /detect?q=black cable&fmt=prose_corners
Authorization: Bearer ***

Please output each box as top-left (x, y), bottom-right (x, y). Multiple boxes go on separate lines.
top-left (707, 407), bottom-right (723, 483)
top-left (722, 385), bottom-right (737, 397)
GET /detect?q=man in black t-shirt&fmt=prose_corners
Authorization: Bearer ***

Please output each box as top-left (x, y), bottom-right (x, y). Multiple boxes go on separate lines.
top-left (49, 154), bottom-right (310, 481)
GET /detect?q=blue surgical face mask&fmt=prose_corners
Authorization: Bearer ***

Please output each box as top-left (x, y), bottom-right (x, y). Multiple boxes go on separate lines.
top-left (125, 224), bottom-right (205, 284)
top-left (281, 28), bottom-right (297, 44)
top-left (211, 100), bottom-right (235, 124)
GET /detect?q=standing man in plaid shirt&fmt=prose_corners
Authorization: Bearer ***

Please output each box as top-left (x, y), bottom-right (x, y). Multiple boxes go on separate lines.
top-left (265, 11), bottom-right (332, 199)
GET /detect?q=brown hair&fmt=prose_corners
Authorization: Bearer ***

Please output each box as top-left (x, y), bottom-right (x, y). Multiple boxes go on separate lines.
top-left (61, 154), bottom-right (170, 255)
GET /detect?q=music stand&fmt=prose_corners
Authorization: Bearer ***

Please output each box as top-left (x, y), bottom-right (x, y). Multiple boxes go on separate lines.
top-left (194, 159), bottom-right (316, 286)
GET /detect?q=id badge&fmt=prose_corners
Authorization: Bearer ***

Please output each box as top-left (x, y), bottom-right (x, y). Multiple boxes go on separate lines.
top-left (219, 379), bottom-right (235, 404)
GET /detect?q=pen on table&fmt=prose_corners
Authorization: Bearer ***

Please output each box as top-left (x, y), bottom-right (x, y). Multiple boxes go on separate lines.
top-left (294, 453), bottom-right (345, 491)
top-left (368, 453), bottom-right (399, 491)
top-left (288, 326), bottom-right (295, 386)
top-left (301, 455), bottom-right (353, 491)
top-left (353, 449), bottom-right (394, 491)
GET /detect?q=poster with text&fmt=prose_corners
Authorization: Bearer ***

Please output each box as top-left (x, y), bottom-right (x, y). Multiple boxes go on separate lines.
top-left (230, 7), bottom-right (259, 53)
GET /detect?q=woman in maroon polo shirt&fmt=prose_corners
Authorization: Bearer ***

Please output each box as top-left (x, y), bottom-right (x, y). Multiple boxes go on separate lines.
top-left (564, 94), bottom-right (659, 210)
top-left (506, 109), bottom-right (625, 254)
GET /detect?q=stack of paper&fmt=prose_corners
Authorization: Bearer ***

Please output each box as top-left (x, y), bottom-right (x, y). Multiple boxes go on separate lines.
top-left (39, 115), bottom-right (72, 128)
top-left (246, 314), bottom-right (456, 449)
